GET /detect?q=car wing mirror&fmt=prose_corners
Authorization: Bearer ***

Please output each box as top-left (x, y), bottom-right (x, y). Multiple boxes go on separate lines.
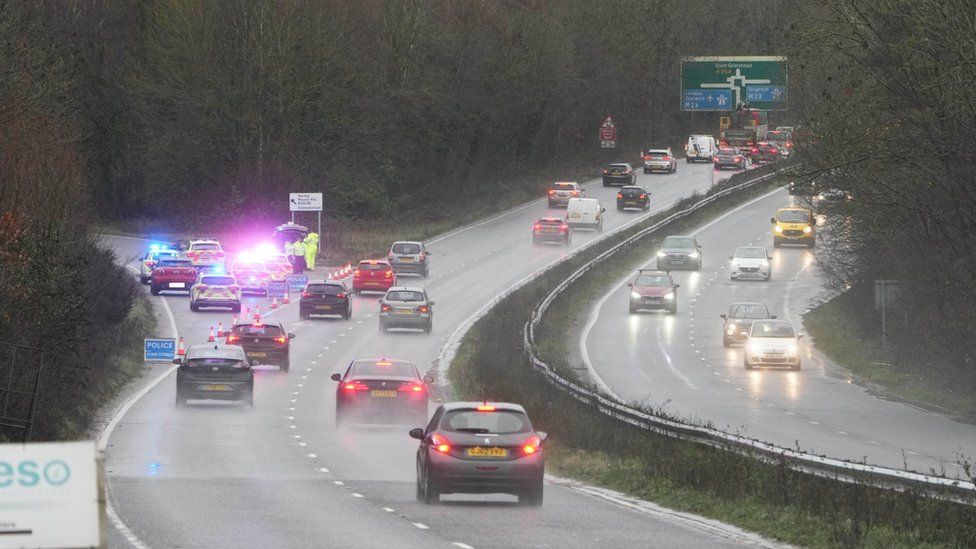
top-left (811, 218), bottom-right (817, 226)
top-left (771, 314), bottom-right (778, 319)
top-left (288, 333), bottom-right (296, 339)
top-left (674, 284), bottom-right (680, 288)
top-left (409, 428), bottom-right (425, 440)
top-left (728, 256), bottom-right (734, 260)
top-left (770, 217), bottom-right (776, 223)
top-left (172, 358), bottom-right (182, 365)
top-left (423, 374), bottom-right (434, 384)
top-left (537, 431), bottom-right (548, 442)
top-left (719, 313), bottom-right (727, 319)
top-left (428, 301), bottom-right (436, 306)
top-left (626, 283), bottom-right (633, 288)
top-left (330, 373), bottom-right (342, 382)
top-left (601, 207), bottom-right (606, 213)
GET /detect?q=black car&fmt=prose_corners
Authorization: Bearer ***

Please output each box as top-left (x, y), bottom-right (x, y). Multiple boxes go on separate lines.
top-left (410, 402), bottom-right (546, 506)
top-left (331, 358), bottom-right (431, 426)
top-left (300, 281), bottom-right (352, 320)
top-left (720, 302), bottom-right (777, 347)
top-left (602, 163), bottom-right (636, 186)
top-left (655, 235), bottom-right (702, 270)
top-left (175, 344), bottom-right (254, 407)
top-left (616, 186), bottom-right (650, 211)
top-left (226, 320), bottom-right (294, 372)
top-left (713, 147), bottom-right (748, 170)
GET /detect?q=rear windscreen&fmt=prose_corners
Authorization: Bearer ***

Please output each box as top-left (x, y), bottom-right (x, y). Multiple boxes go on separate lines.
top-left (385, 291), bottom-right (424, 302)
top-left (440, 410), bottom-right (531, 434)
top-left (202, 276), bottom-right (235, 285)
top-left (392, 243), bottom-right (422, 254)
top-left (358, 263), bottom-right (389, 271)
top-left (306, 284), bottom-right (343, 295)
top-left (159, 260), bottom-right (193, 268)
top-left (552, 183), bottom-right (576, 191)
top-left (184, 358), bottom-right (245, 368)
top-left (349, 361), bottom-right (416, 377)
top-left (191, 243), bottom-right (220, 251)
top-left (233, 324), bottom-right (282, 336)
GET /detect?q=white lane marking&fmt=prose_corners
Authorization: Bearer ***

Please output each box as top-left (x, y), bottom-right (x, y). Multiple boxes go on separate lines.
top-left (334, 481), bottom-right (344, 486)
top-left (319, 468), bottom-right (329, 473)
top-left (453, 543), bottom-right (475, 549)
top-left (579, 187), bottom-right (785, 399)
top-left (352, 493), bottom-right (364, 498)
top-left (412, 523), bottom-right (430, 530)
top-left (382, 507), bottom-right (395, 513)
top-left (657, 320), bottom-right (698, 390)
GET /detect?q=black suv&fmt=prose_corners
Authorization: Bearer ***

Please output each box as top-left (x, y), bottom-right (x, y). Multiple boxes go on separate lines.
top-left (616, 186), bottom-right (650, 211)
top-left (175, 344), bottom-right (254, 407)
top-left (226, 320), bottom-right (294, 372)
top-left (602, 163), bottom-right (636, 186)
top-left (300, 281), bottom-right (352, 320)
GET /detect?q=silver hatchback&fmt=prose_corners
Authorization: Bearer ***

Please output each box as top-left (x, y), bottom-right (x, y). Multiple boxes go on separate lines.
top-left (388, 241), bottom-right (431, 278)
top-left (379, 287), bottom-right (434, 334)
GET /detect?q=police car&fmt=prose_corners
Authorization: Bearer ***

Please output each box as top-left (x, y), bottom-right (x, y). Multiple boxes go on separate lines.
top-left (263, 253), bottom-right (293, 282)
top-left (189, 272), bottom-right (242, 312)
top-left (184, 239), bottom-right (227, 270)
top-left (230, 260), bottom-right (271, 295)
top-left (139, 246), bottom-right (181, 284)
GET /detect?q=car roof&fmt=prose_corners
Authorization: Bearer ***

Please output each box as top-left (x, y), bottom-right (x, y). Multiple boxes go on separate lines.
top-left (439, 402), bottom-right (527, 413)
top-left (184, 344), bottom-right (246, 360)
top-left (308, 280), bottom-right (344, 286)
top-left (569, 197), bottom-right (599, 203)
top-left (646, 148), bottom-right (670, 153)
top-left (637, 269), bottom-right (669, 275)
top-left (189, 239), bottom-right (220, 244)
top-left (386, 286), bottom-right (425, 293)
top-left (359, 259), bottom-right (391, 266)
top-left (735, 245), bottom-right (766, 251)
top-left (391, 240), bottom-right (423, 246)
top-left (778, 206), bottom-right (811, 212)
top-left (730, 301), bottom-right (768, 307)
top-left (351, 357), bottom-right (417, 368)
top-left (607, 162), bottom-right (629, 166)
top-left (753, 318), bottom-right (792, 326)
top-left (620, 186), bottom-right (643, 190)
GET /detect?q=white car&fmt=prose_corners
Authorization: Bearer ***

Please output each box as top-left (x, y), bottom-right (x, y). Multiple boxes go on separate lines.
top-left (184, 239), bottom-right (227, 269)
top-left (565, 198), bottom-right (605, 231)
top-left (139, 248), bottom-right (180, 284)
top-left (729, 246), bottom-right (772, 281)
top-left (189, 272), bottom-right (242, 312)
top-left (643, 148), bottom-right (677, 174)
top-left (744, 320), bottom-right (802, 370)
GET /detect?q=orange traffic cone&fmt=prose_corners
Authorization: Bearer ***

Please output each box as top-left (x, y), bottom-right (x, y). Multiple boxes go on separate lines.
top-left (207, 326), bottom-right (215, 342)
top-left (282, 293), bottom-right (290, 304)
top-left (271, 297), bottom-right (279, 309)
top-left (177, 337), bottom-right (186, 356)
top-left (217, 322), bottom-right (225, 337)
top-left (253, 306), bottom-right (262, 320)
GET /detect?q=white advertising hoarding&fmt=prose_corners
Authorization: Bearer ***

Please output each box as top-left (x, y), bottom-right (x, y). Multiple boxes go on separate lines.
top-left (0, 441), bottom-right (102, 548)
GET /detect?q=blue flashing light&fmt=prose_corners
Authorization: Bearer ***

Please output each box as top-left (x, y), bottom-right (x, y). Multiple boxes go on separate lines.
top-left (150, 244), bottom-right (161, 251)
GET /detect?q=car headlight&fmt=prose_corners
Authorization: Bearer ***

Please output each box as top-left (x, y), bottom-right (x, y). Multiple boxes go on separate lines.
top-left (731, 262), bottom-right (740, 270)
top-left (774, 225), bottom-right (783, 233)
top-left (664, 292), bottom-right (675, 300)
top-left (726, 328), bottom-right (735, 335)
top-left (803, 226), bottom-right (812, 234)
top-left (689, 252), bottom-right (700, 259)
top-left (630, 291), bottom-right (641, 299)
top-left (748, 341), bottom-right (763, 354)
top-left (760, 260), bottom-right (769, 268)
top-left (788, 344), bottom-right (798, 355)
top-left (657, 251), bottom-right (667, 258)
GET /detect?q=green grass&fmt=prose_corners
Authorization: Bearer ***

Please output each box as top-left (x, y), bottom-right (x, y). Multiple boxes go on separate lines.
top-left (804, 290), bottom-right (976, 421)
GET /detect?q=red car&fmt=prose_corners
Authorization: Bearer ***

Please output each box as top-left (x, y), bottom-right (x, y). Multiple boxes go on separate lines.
top-left (532, 217), bottom-right (571, 245)
top-left (150, 258), bottom-right (198, 295)
top-left (627, 269), bottom-right (679, 314)
top-left (353, 260), bottom-right (396, 294)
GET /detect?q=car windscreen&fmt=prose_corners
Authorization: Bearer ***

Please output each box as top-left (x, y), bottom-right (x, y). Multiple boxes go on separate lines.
top-left (777, 210), bottom-right (809, 223)
top-left (392, 243), bottom-right (422, 254)
top-left (306, 284), bottom-right (344, 295)
top-left (735, 248), bottom-right (766, 259)
top-left (232, 324), bottom-right (282, 336)
top-left (730, 304), bottom-right (769, 319)
top-left (386, 291), bottom-right (424, 302)
top-left (191, 243), bottom-right (220, 251)
top-left (159, 260), bottom-right (193, 268)
top-left (663, 237), bottom-right (694, 248)
top-left (202, 276), bottom-right (235, 285)
top-left (552, 183), bottom-right (576, 191)
top-left (635, 275), bottom-right (670, 286)
top-left (751, 322), bottom-right (795, 338)
top-left (539, 218), bottom-right (563, 225)
top-left (440, 409), bottom-right (532, 434)
top-left (358, 262), bottom-right (390, 270)
top-left (349, 361), bottom-right (416, 377)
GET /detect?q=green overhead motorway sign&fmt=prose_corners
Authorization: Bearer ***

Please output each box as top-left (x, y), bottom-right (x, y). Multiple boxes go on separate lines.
top-left (681, 56), bottom-right (787, 111)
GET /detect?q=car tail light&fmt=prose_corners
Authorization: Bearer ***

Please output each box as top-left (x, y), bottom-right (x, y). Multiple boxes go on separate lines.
top-left (336, 292), bottom-right (347, 299)
top-left (381, 304), bottom-right (392, 312)
top-left (663, 156), bottom-right (670, 161)
top-left (639, 194), bottom-right (646, 199)
top-left (570, 191), bottom-right (579, 196)
top-left (603, 169), bottom-right (608, 175)
top-left (384, 270), bottom-right (393, 278)
top-left (616, 193), bottom-right (623, 199)
top-left (275, 336), bottom-right (287, 344)
top-left (476, 405), bottom-right (495, 412)
top-left (343, 381), bottom-right (369, 391)
top-left (643, 155), bottom-right (651, 160)
top-left (522, 435), bottom-right (542, 455)
top-left (398, 382), bottom-right (426, 393)
top-left (353, 269), bottom-right (361, 277)
top-left (418, 252), bottom-right (426, 262)
top-left (226, 335), bottom-right (240, 344)
top-left (417, 305), bottom-right (429, 313)
top-left (713, 157), bottom-right (719, 162)
top-left (560, 226), bottom-right (569, 232)
top-left (548, 190), bottom-right (555, 196)
top-left (533, 223), bottom-right (541, 230)
top-left (430, 433), bottom-right (451, 454)
top-left (752, 148), bottom-right (759, 153)
top-left (302, 292), bottom-right (312, 298)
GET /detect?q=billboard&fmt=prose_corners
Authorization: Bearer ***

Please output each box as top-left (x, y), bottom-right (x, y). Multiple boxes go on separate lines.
top-left (681, 56), bottom-right (787, 111)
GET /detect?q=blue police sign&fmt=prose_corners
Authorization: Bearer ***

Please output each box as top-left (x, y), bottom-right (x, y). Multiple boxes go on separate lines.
top-left (286, 275), bottom-right (309, 292)
top-left (681, 89), bottom-right (733, 111)
top-left (268, 281), bottom-right (288, 299)
top-left (144, 338), bottom-right (176, 362)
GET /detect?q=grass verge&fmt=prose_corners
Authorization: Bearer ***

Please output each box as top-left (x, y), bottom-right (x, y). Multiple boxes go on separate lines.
top-left (804, 288), bottom-right (976, 421)
top-left (449, 173), bottom-right (976, 547)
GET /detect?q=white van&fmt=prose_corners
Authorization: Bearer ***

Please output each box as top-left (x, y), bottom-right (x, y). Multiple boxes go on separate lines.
top-left (566, 198), bottom-right (605, 231)
top-left (685, 135), bottom-right (717, 163)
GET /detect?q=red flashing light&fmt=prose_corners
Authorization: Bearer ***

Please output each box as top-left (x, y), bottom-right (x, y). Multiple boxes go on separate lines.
top-left (476, 405), bottom-right (495, 412)
top-left (522, 435), bottom-right (542, 455)
top-left (431, 433), bottom-right (451, 454)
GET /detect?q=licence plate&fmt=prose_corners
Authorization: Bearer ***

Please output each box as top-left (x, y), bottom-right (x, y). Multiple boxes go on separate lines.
top-left (200, 384), bottom-right (231, 391)
top-left (316, 305), bottom-right (332, 310)
top-left (400, 257), bottom-right (413, 262)
top-left (542, 229), bottom-right (558, 234)
top-left (787, 236), bottom-right (799, 240)
top-left (624, 201), bottom-right (637, 205)
top-left (394, 308), bottom-right (414, 315)
top-left (247, 352), bottom-right (266, 358)
top-left (170, 282), bottom-right (185, 288)
top-left (669, 259), bottom-right (684, 264)
top-left (570, 213), bottom-right (581, 218)
top-left (467, 447), bottom-right (508, 458)
top-left (371, 390), bottom-right (397, 398)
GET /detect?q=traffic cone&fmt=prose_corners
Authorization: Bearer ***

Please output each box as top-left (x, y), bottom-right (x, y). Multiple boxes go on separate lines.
top-left (271, 297), bottom-right (279, 309)
top-left (282, 293), bottom-right (290, 304)
top-left (254, 306), bottom-right (262, 320)
top-left (177, 337), bottom-right (186, 356)
top-left (217, 322), bottom-right (225, 337)
top-left (207, 326), bottom-right (215, 342)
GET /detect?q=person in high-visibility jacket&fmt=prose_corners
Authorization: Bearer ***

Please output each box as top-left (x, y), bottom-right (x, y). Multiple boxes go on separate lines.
top-left (304, 232), bottom-right (319, 271)
top-left (284, 239), bottom-right (295, 266)
top-left (292, 238), bottom-right (307, 274)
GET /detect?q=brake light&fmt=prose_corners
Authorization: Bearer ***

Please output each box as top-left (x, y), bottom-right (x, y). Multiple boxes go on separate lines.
top-left (560, 226), bottom-right (569, 232)
top-left (639, 194), bottom-right (646, 199)
top-left (275, 336), bottom-right (287, 344)
top-left (533, 223), bottom-right (541, 230)
top-left (336, 292), bottom-right (347, 299)
top-left (381, 304), bottom-right (392, 312)
top-left (522, 435), bottom-right (542, 455)
top-left (226, 335), bottom-right (240, 344)
top-left (302, 292), bottom-right (312, 298)
top-left (384, 270), bottom-right (393, 278)
top-left (417, 305), bottom-right (429, 313)
top-left (603, 169), bottom-right (608, 175)
top-left (430, 434), bottom-right (451, 454)
top-left (643, 155), bottom-right (651, 160)
top-left (343, 381), bottom-right (369, 391)
top-left (548, 190), bottom-right (555, 196)
top-left (570, 191), bottom-right (579, 196)
top-left (663, 156), bottom-right (670, 161)
top-left (476, 405), bottom-right (495, 412)
top-left (376, 361), bottom-right (392, 366)
top-left (398, 382), bottom-right (426, 393)
top-left (616, 193), bottom-right (623, 199)
top-left (353, 269), bottom-right (361, 277)
top-left (752, 148), bottom-right (759, 153)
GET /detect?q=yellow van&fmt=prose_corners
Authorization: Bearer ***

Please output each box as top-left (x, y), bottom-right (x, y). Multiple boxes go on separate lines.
top-left (771, 207), bottom-right (815, 248)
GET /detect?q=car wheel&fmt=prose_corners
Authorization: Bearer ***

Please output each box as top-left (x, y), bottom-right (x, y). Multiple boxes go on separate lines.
top-left (243, 389), bottom-right (254, 407)
top-left (616, 206), bottom-right (623, 212)
top-left (190, 302), bottom-right (198, 312)
top-left (744, 356), bottom-right (753, 370)
top-left (548, 201), bottom-right (555, 208)
top-left (425, 320), bottom-right (432, 334)
top-left (668, 303), bottom-right (677, 315)
top-left (723, 337), bottom-right (732, 348)
top-left (416, 478), bottom-right (425, 502)
top-left (603, 181), bottom-right (609, 187)
top-left (765, 273), bottom-right (771, 282)
top-left (521, 479), bottom-right (544, 507)
top-left (564, 236), bottom-right (571, 246)
top-left (150, 285), bottom-right (160, 296)
top-left (232, 304), bottom-right (241, 313)
top-left (344, 309), bottom-right (352, 320)
top-left (793, 360), bottom-right (802, 371)
top-left (300, 311), bottom-right (310, 320)
top-left (378, 322), bottom-right (386, 333)
top-left (423, 468), bottom-right (440, 504)
top-left (643, 168), bottom-right (650, 174)
top-left (696, 257), bottom-right (702, 271)
top-left (335, 407), bottom-right (346, 428)
top-left (281, 359), bottom-right (289, 373)
top-left (139, 276), bottom-right (149, 285)
top-left (532, 236), bottom-right (539, 244)
top-left (175, 390), bottom-right (187, 407)
top-left (773, 239), bottom-right (781, 248)
top-left (686, 157), bottom-right (691, 163)
top-left (629, 303), bottom-right (637, 314)
top-left (423, 268), bottom-right (429, 279)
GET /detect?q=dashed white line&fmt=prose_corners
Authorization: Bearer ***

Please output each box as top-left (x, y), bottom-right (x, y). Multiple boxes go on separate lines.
top-left (352, 493), bottom-right (364, 498)
top-left (412, 523), bottom-right (430, 530)
top-left (453, 543), bottom-right (474, 549)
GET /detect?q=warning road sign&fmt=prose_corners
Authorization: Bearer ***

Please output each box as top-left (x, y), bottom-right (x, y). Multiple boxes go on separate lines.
top-left (600, 116), bottom-right (616, 148)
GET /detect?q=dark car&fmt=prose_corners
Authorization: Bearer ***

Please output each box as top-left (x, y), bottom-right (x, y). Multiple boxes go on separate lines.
top-left (331, 358), bottom-right (431, 426)
top-left (720, 302), bottom-right (777, 347)
top-left (713, 147), bottom-right (748, 170)
top-left (388, 241), bottom-right (431, 278)
top-left (410, 402), bottom-right (546, 506)
top-left (748, 142), bottom-right (781, 163)
top-left (175, 344), bottom-right (254, 407)
top-left (655, 235), bottom-right (702, 270)
top-left (627, 269), bottom-right (679, 314)
top-left (616, 186), bottom-right (650, 212)
top-left (602, 163), bottom-right (636, 186)
top-left (300, 281), bottom-right (352, 320)
top-left (226, 320), bottom-right (294, 372)
top-left (532, 217), bottom-right (571, 245)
